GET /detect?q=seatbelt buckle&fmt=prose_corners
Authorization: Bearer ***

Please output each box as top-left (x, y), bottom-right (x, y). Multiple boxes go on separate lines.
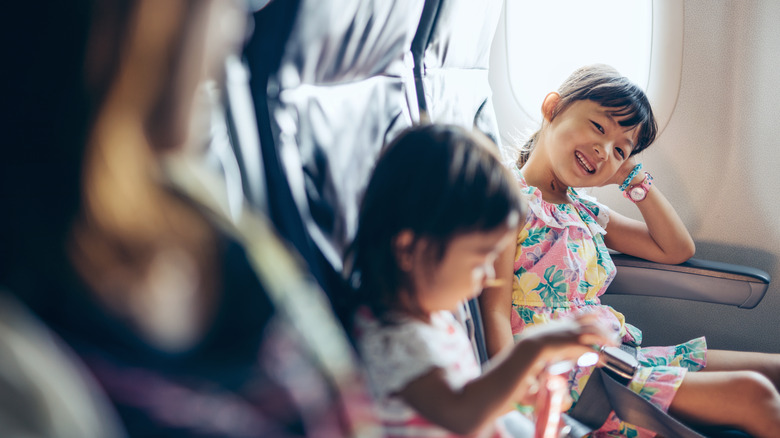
top-left (600, 346), bottom-right (639, 384)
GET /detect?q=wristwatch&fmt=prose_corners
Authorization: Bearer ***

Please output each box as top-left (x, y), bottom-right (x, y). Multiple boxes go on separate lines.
top-left (623, 172), bottom-right (653, 203)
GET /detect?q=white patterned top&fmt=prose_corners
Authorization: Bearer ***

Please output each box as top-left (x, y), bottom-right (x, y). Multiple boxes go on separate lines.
top-left (355, 309), bottom-right (516, 438)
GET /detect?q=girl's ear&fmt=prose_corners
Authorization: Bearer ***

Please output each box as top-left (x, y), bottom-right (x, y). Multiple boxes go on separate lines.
top-left (541, 92), bottom-right (561, 122)
top-left (393, 230), bottom-right (416, 271)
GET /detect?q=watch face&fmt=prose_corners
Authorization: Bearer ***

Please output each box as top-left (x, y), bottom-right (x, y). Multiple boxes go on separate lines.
top-left (629, 186), bottom-right (647, 202)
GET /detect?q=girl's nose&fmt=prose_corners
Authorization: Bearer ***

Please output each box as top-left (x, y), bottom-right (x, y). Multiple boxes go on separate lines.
top-left (476, 260), bottom-right (496, 287)
top-left (594, 143), bottom-right (609, 161)
top-left (484, 262), bottom-right (496, 282)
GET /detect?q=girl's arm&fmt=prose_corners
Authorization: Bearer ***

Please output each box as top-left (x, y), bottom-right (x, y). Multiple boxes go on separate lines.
top-left (397, 317), bottom-right (614, 436)
top-left (603, 161), bottom-right (695, 264)
top-left (396, 342), bottom-right (543, 436)
top-left (479, 240), bottom-right (518, 358)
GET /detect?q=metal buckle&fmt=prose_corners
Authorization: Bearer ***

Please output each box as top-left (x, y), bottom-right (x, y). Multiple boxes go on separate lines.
top-left (601, 346), bottom-right (638, 383)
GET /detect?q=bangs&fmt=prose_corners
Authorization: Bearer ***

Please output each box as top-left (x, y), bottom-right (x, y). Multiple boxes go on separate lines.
top-left (586, 82), bottom-right (658, 155)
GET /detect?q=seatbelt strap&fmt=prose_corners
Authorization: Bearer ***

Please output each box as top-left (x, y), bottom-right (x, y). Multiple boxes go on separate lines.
top-left (570, 368), bottom-right (706, 438)
top-left (568, 368), bottom-right (612, 430)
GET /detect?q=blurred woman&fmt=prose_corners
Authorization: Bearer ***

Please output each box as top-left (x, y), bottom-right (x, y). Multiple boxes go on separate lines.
top-left (1, 1), bottom-right (377, 436)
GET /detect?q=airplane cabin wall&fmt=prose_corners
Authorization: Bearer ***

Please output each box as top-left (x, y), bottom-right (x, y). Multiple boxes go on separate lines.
top-left (588, 0), bottom-right (780, 353)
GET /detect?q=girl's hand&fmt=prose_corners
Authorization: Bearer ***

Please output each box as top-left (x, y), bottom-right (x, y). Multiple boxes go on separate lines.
top-left (508, 314), bottom-right (618, 409)
top-left (600, 156), bottom-right (640, 187)
top-left (517, 313), bottom-right (620, 364)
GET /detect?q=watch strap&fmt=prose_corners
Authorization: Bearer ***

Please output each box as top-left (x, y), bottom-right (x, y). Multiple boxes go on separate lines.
top-left (623, 172), bottom-right (653, 203)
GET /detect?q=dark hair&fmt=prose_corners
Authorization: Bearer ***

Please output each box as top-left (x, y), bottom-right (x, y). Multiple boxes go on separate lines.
top-left (517, 64), bottom-right (658, 167)
top-left (1, 1), bottom-right (96, 289)
top-left (348, 124), bottom-right (524, 322)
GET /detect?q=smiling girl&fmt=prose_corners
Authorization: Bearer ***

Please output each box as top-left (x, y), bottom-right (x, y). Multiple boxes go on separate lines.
top-left (481, 64), bottom-right (780, 437)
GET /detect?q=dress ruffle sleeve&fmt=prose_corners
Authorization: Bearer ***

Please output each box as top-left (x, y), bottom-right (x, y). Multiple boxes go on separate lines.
top-left (511, 165), bottom-right (608, 236)
top-left (572, 188), bottom-right (611, 234)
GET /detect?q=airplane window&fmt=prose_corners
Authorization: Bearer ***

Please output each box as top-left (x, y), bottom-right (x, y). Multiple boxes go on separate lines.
top-left (505, 0), bottom-right (652, 124)
top-left (491, 0), bottom-right (683, 144)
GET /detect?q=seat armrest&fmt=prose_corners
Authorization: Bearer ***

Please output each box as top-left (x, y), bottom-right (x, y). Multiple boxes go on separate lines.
top-left (606, 253), bottom-right (771, 309)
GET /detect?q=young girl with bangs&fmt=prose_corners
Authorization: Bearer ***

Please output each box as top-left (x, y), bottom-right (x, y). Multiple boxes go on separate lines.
top-left (480, 64), bottom-right (780, 437)
top-left (349, 124), bottom-right (618, 437)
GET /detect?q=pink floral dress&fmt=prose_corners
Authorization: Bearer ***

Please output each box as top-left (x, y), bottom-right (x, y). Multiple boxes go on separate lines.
top-left (510, 166), bottom-right (707, 438)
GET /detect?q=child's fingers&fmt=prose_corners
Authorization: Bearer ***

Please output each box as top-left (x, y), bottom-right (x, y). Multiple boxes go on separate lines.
top-left (541, 344), bottom-right (597, 364)
top-left (578, 332), bottom-right (618, 349)
top-left (521, 317), bottom-right (618, 359)
top-left (573, 316), bottom-right (620, 345)
top-left (561, 392), bottom-right (574, 412)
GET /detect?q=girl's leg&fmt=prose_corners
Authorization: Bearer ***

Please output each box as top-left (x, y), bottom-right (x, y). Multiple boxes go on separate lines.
top-left (704, 349), bottom-right (780, 388)
top-left (669, 370), bottom-right (780, 438)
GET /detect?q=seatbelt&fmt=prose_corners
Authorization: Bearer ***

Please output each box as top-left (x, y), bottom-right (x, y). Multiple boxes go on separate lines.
top-left (568, 346), bottom-right (706, 438)
top-left (571, 368), bottom-right (706, 438)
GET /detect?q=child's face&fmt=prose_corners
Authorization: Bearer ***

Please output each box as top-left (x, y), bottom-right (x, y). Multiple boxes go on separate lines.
top-left (409, 224), bottom-right (516, 314)
top-left (544, 99), bottom-right (639, 188)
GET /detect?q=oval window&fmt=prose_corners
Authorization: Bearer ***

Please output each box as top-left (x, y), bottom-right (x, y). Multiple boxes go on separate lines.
top-left (505, 0), bottom-right (652, 123)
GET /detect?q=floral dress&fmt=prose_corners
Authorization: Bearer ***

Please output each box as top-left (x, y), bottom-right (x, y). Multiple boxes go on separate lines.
top-left (510, 166), bottom-right (707, 438)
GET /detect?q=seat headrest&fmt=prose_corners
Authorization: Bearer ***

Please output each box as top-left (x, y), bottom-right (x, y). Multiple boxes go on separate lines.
top-left (279, 0), bottom-right (425, 87)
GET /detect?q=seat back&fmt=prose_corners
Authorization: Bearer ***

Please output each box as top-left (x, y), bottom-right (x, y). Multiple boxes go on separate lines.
top-left (0, 293), bottom-right (125, 438)
top-left (412, 0), bottom-right (504, 145)
top-left (243, 1), bottom-right (424, 319)
top-left (241, 0), bottom-right (510, 368)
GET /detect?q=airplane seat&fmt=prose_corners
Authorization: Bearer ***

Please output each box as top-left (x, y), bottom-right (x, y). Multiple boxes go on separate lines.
top-left (188, 77), bottom-right (253, 224)
top-left (410, 0), bottom-right (505, 365)
top-left (605, 252), bottom-right (771, 308)
top-left (242, 0), bottom-right (425, 324)
top-left (603, 256), bottom-right (767, 438)
top-left (0, 292), bottom-right (125, 438)
top-left (411, 0), bottom-right (504, 145)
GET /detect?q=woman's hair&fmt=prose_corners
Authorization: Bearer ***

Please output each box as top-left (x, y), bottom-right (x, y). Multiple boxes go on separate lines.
top-left (517, 64), bottom-right (658, 167)
top-left (349, 124), bottom-right (524, 322)
top-left (1, 0), bottom-right (96, 289)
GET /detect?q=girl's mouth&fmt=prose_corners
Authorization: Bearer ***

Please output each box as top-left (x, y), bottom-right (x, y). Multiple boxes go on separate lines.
top-left (575, 151), bottom-right (595, 174)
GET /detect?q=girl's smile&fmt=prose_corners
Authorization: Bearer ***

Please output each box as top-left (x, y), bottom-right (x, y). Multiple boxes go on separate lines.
top-left (574, 150), bottom-right (596, 174)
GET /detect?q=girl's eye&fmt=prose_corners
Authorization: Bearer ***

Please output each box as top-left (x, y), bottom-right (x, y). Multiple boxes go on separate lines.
top-left (616, 148), bottom-right (625, 159)
top-left (591, 121), bottom-right (605, 134)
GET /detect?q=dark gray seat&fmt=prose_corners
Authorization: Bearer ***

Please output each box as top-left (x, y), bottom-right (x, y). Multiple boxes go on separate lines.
top-left (607, 252), bottom-right (770, 308)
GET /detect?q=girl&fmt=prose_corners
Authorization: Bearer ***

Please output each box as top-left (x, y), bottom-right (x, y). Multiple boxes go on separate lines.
top-left (480, 64), bottom-right (780, 437)
top-left (349, 124), bottom-right (619, 437)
